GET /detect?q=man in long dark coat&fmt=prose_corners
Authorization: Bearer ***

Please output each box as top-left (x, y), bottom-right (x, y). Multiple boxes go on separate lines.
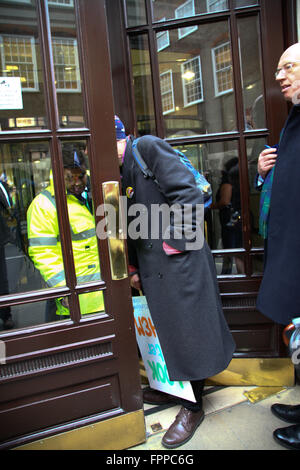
top-left (115, 116), bottom-right (235, 449)
top-left (256, 43), bottom-right (300, 450)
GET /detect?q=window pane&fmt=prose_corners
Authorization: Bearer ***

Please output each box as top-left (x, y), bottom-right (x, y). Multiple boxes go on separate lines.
top-left (0, 141), bottom-right (67, 330)
top-left (173, 140), bottom-right (243, 256)
top-left (158, 21), bottom-right (236, 137)
top-left (129, 35), bottom-right (156, 136)
top-left (0, 140), bottom-right (105, 330)
top-left (246, 136), bottom-right (266, 248)
top-left (251, 253), bottom-right (264, 275)
top-left (0, 299), bottom-right (69, 334)
top-left (214, 254), bottom-right (245, 276)
top-left (238, 16), bottom-right (266, 130)
top-left (152, 0), bottom-right (228, 22)
top-left (60, 140), bottom-right (105, 317)
top-left (0, 0), bottom-right (48, 131)
top-left (235, 0), bottom-right (259, 8)
top-left (125, 0), bottom-right (147, 27)
top-left (47, 0), bottom-right (85, 128)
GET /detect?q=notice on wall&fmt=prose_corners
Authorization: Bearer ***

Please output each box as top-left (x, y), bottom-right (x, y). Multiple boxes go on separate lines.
top-left (0, 77), bottom-right (23, 110)
top-left (132, 295), bottom-right (196, 402)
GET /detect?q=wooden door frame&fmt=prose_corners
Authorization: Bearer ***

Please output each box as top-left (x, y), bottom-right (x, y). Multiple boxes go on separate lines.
top-left (0, 0), bottom-right (143, 449)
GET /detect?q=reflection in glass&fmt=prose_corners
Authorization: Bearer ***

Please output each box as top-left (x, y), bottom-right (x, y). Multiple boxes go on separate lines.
top-left (152, 0), bottom-right (228, 22)
top-left (0, 141), bottom-right (66, 329)
top-left (157, 21), bottom-right (236, 137)
top-left (251, 253), bottom-right (264, 275)
top-left (126, 0), bottom-right (147, 27)
top-left (0, 140), bottom-right (105, 329)
top-left (0, 298), bottom-right (69, 333)
top-left (47, 1), bottom-right (85, 128)
top-left (214, 254), bottom-right (245, 276)
top-left (235, 0), bottom-right (259, 8)
top-left (60, 140), bottom-right (105, 316)
top-left (246, 137), bottom-right (266, 248)
top-left (129, 35), bottom-right (156, 136)
top-left (174, 140), bottom-right (244, 270)
top-left (0, 0), bottom-right (48, 131)
top-left (238, 16), bottom-right (266, 130)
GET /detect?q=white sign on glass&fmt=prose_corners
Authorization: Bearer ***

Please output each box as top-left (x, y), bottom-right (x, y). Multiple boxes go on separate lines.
top-left (0, 77), bottom-right (23, 110)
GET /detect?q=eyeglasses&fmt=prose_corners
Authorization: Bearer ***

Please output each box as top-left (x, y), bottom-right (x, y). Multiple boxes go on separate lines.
top-left (275, 61), bottom-right (300, 79)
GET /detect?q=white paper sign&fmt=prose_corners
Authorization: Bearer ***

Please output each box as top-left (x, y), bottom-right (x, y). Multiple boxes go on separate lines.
top-left (132, 295), bottom-right (196, 402)
top-left (0, 77), bottom-right (23, 110)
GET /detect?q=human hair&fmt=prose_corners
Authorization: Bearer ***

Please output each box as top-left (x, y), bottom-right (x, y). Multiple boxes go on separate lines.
top-left (62, 144), bottom-right (86, 169)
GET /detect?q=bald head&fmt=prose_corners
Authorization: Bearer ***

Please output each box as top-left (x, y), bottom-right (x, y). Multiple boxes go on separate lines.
top-left (276, 43), bottom-right (300, 103)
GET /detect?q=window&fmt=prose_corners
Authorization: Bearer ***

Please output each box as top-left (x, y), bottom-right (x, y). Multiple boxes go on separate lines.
top-left (175, 0), bottom-right (198, 40)
top-left (2, 0), bottom-right (31, 3)
top-left (207, 0), bottom-right (228, 12)
top-left (156, 22), bottom-right (170, 52)
top-left (48, 0), bottom-right (74, 6)
top-left (52, 38), bottom-right (81, 92)
top-left (181, 56), bottom-right (204, 106)
top-left (160, 70), bottom-right (175, 114)
top-left (0, 34), bottom-right (39, 91)
top-left (212, 42), bottom-right (233, 96)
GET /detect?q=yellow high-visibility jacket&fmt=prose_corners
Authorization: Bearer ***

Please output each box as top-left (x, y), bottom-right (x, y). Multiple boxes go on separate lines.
top-left (27, 179), bottom-right (104, 316)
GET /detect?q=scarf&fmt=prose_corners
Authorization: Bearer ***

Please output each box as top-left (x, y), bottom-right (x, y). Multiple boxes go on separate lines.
top-left (259, 166), bottom-right (275, 239)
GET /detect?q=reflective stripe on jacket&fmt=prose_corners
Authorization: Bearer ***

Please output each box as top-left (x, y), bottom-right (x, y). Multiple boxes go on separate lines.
top-left (27, 184), bottom-right (104, 316)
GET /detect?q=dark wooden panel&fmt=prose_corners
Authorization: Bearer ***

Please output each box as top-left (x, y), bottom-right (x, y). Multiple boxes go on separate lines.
top-left (0, 375), bottom-right (120, 443)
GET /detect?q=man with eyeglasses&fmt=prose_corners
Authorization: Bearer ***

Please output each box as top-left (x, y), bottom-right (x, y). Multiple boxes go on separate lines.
top-left (256, 43), bottom-right (300, 450)
top-left (27, 144), bottom-right (104, 320)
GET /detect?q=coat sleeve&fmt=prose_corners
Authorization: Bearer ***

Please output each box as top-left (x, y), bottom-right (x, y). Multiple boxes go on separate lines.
top-left (136, 136), bottom-right (204, 252)
top-left (27, 194), bottom-right (66, 287)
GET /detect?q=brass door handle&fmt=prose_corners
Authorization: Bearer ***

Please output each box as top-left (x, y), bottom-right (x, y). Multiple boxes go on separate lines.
top-left (101, 181), bottom-right (128, 280)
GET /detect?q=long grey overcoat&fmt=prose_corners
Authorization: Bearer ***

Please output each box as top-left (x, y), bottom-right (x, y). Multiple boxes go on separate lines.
top-left (122, 135), bottom-right (235, 381)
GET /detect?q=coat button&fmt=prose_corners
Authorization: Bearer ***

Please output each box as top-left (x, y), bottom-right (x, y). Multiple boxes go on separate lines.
top-left (148, 243), bottom-right (153, 249)
top-left (158, 273), bottom-right (163, 279)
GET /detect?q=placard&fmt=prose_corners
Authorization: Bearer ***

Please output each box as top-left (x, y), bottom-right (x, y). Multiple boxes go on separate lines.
top-left (132, 295), bottom-right (196, 402)
top-left (0, 77), bottom-right (23, 110)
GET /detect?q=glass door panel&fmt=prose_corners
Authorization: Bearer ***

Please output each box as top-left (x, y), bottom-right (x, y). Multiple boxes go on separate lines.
top-left (0, 140), bottom-right (69, 330)
top-left (129, 34), bottom-right (156, 135)
top-left (157, 21), bottom-right (236, 137)
top-left (238, 15), bottom-right (266, 130)
top-left (235, 0), bottom-right (259, 7)
top-left (0, 0), bottom-right (48, 131)
top-left (47, 0), bottom-right (85, 128)
top-left (152, 0), bottom-right (229, 22)
top-left (125, 0), bottom-right (146, 27)
top-left (246, 136), bottom-right (266, 248)
top-left (174, 140), bottom-right (242, 253)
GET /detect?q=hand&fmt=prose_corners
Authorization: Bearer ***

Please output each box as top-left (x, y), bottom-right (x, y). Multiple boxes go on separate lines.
top-left (257, 147), bottom-right (277, 179)
top-left (130, 273), bottom-right (141, 291)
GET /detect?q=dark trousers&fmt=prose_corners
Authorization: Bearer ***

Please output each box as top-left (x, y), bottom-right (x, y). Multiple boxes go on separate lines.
top-left (178, 379), bottom-right (205, 412)
top-left (0, 244), bottom-right (11, 322)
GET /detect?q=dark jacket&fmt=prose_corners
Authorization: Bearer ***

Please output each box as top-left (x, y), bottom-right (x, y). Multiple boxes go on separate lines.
top-left (122, 135), bottom-right (235, 381)
top-left (257, 105), bottom-right (300, 325)
top-left (0, 181), bottom-right (12, 246)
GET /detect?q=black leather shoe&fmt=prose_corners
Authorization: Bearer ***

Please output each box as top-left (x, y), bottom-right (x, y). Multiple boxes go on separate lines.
top-left (271, 403), bottom-right (300, 424)
top-left (143, 387), bottom-right (177, 405)
top-left (162, 407), bottom-right (204, 449)
top-left (273, 424), bottom-right (300, 450)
